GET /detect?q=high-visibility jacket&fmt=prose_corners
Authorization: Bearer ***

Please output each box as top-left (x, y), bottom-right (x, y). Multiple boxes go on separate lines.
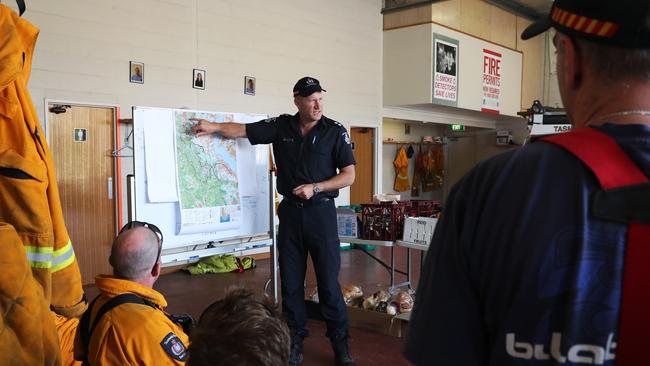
top-left (74, 275), bottom-right (189, 365)
top-left (0, 222), bottom-right (61, 365)
top-left (0, 4), bottom-right (85, 317)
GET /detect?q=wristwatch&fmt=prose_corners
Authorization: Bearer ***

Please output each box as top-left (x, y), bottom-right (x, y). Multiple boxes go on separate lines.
top-left (312, 183), bottom-right (321, 194)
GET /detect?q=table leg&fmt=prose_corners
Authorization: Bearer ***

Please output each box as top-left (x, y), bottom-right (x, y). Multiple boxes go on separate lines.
top-left (407, 247), bottom-right (412, 289)
top-left (390, 246), bottom-right (395, 288)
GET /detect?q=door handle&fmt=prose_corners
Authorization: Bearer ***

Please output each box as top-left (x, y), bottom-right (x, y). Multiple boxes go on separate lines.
top-left (108, 177), bottom-right (113, 200)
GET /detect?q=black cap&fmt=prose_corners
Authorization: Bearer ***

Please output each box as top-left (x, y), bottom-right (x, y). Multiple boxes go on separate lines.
top-left (293, 76), bottom-right (326, 97)
top-left (521, 0), bottom-right (650, 48)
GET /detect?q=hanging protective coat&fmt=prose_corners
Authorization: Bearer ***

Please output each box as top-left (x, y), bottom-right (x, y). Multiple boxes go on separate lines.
top-left (0, 2), bottom-right (85, 317)
top-left (0, 5), bottom-right (87, 365)
top-left (393, 146), bottom-right (410, 192)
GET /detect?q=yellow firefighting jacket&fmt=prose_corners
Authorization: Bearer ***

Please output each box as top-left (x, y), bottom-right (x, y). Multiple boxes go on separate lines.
top-left (0, 4), bottom-right (85, 317)
top-left (0, 222), bottom-right (61, 365)
top-left (393, 146), bottom-right (410, 192)
top-left (74, 275), bottom-right (189, 365)
top-left (55, 313), bottom-right (81, 366)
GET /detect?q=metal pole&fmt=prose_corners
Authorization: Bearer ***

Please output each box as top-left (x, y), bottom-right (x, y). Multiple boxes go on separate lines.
top-left (266, 169), bottom-right (279, 302)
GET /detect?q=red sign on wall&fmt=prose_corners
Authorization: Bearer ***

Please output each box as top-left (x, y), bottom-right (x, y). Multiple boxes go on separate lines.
top-left (482, 49), bottom-right (501, 114)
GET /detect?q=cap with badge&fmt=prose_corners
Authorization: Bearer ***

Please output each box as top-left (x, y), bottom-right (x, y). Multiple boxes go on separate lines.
top-left (293, 76), bottom-right (326, 97)
top-left (521, 0), bottom-right (650, 48)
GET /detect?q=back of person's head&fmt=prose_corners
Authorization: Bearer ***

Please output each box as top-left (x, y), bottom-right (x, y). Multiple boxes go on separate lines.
top-left (188, 288), bottom-right (290, 366)
top-left (575, 39), bottom-right (650, 83)
top-left (109, 223), bottom-right (161, 281)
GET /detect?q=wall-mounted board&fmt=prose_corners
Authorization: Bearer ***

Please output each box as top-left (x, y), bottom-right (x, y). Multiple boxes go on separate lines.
top-left (132, 106), bottom-right (270, 250)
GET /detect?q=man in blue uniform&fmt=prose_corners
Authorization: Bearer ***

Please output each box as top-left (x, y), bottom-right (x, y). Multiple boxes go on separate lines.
top-left (191, 77), bottom-right (356, 366)
top-left (404, 1), bottom-right (650, 365)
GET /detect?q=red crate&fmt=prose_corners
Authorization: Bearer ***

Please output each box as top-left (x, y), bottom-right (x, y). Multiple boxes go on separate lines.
top-left (361, 201), bottom-right (411, 241)
top-left (409, 200), bottom-right (441, 218)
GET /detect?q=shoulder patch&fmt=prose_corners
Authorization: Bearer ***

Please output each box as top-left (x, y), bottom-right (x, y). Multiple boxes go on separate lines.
top-left (160, 332), bottom-right (188, 361)
top-left (342, 131), bottom-right (351, 144)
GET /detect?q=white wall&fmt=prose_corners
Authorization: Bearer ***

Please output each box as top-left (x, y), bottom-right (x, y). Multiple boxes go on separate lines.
top-left (383, 23), bottom-right (523, 116)
top-left (10, 0), bottom-right (383, 218)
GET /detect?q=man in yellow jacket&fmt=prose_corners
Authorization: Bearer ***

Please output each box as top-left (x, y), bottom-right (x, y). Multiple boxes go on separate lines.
top-left (0, 3), bottom-right (86, 365)
top-left (74, 222), bottom-right (190, 365)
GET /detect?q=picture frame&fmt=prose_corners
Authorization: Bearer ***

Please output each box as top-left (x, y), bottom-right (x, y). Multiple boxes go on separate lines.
top-left (244, 76), bottom-right (256, 96)
top-left (193, 69), bottom-right (205, 90)
top-left (129, 61), bottom-right (144, 84)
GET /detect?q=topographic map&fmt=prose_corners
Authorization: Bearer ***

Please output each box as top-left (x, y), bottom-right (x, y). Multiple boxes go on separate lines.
top-left (175, 111), bottom-right (240, 232)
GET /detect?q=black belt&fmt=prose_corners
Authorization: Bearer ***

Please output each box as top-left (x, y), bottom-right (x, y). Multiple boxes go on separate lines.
top-left (283, 196), bottom-right (331, 208)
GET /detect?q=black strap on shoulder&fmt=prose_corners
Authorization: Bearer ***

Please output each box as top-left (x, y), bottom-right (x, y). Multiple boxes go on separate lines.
top-left (592, 182), bottom-right (650, 223)
top-left (15, 0), bottom-right (26, 16)
top-left (80, 293), bottom-right (156, 364)
top-left (79, 295), bottom-right (100, 364)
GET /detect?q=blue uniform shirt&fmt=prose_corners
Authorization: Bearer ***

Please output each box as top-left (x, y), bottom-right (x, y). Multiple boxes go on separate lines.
top-left (404, 124), bottom-right (650, 366)
top-left (245, 113), bottom-right (355, 199)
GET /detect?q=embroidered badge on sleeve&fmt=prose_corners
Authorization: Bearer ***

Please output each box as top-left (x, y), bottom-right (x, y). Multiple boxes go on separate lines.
top-left (160, 332), bottom-right (188, 361)
top-left (342, 132), bottom-right (351, 144)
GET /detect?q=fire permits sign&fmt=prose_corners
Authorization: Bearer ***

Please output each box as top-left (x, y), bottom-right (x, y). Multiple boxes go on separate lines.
top-left (432, 35), bottom-right (459, 106)
top-left (482, 49), bottom-right (501, 114)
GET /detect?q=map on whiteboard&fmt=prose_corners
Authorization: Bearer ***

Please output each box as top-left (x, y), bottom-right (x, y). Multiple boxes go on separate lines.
top-left (175, 111), bottom-right (241, 233)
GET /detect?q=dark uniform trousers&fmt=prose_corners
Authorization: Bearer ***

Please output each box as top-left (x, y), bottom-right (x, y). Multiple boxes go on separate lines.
top-left (277, 198), bottom-right (349, 339)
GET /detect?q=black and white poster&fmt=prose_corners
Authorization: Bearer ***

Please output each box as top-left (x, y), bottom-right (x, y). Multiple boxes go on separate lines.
top-left (433, 35), bottom-right (459, 106)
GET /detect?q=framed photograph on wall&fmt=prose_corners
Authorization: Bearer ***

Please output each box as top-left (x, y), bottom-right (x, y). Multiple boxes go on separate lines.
top-left (244, 76), bottom-right (255, 95)
top-left (193, 69), bottom-right (205, 90)
top-left (130, 61), bottom-right (144, 84)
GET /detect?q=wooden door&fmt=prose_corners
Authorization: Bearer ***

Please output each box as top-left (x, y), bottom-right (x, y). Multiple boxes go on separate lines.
top-left (350, 127), bottom-right (374, 204)
top-left (48, 105), bottom-right (117, 284)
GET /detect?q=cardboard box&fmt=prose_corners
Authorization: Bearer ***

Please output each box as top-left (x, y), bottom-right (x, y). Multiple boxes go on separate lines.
top-left (346, 306), bottom-right (408, 338)
top-left (305, 299), bottom-right (409, 338)
top-left (403, 217), bottom-right (438, 244)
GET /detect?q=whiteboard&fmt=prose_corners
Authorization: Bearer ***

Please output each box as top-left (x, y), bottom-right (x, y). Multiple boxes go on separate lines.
top-left (132, 106), bottom-right (270, 250)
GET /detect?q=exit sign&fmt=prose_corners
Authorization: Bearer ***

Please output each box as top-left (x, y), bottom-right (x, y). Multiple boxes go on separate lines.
top-left (449, 124), bottom-right (465, 132)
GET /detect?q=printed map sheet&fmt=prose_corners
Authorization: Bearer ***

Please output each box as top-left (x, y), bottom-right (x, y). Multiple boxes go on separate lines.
top-left (175, 111), bottom-right (241, 234)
